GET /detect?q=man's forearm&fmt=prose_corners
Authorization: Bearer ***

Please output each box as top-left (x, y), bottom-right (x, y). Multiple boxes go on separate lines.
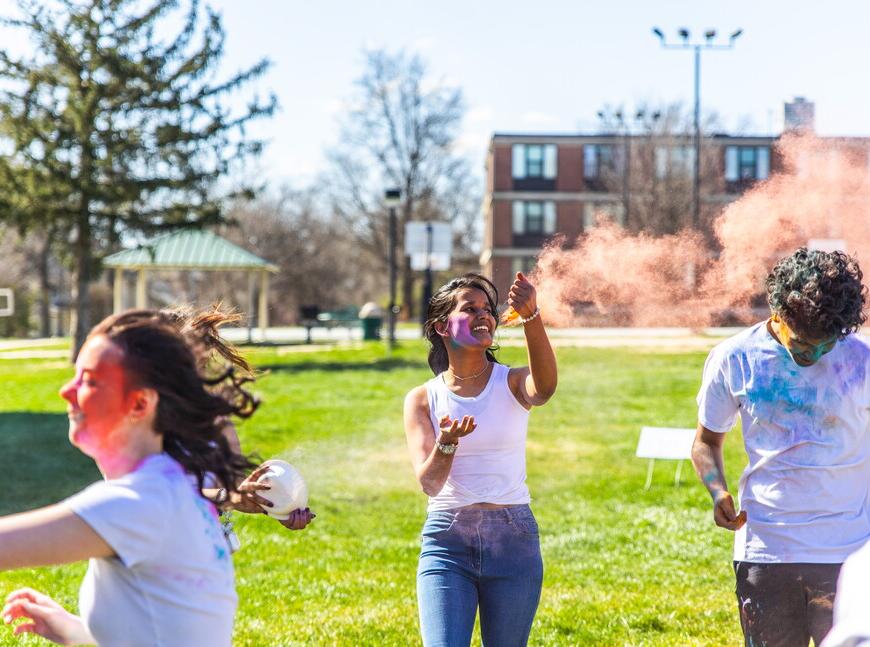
top-left (691, 439), bottom-right (729, 501)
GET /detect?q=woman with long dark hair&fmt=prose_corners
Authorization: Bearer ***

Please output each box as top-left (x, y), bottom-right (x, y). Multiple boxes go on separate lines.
top-left (404, 272), bottom-right (557, 647)
top-left (0, 309), bottom-right (263, 645)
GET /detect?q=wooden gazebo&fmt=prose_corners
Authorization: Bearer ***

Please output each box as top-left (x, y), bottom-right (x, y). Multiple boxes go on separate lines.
top-left (103, 230), bottom-right (278, 336)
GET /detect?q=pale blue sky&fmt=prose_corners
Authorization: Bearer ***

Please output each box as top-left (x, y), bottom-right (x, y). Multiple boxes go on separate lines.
top-left (5, 0), bottom-right (870, 185)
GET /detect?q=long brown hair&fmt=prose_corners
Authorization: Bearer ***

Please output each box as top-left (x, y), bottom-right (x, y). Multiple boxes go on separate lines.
top-left (88, 309), bottom-right (257, 493)
top-left (423, 273), bottom-right (500, 374)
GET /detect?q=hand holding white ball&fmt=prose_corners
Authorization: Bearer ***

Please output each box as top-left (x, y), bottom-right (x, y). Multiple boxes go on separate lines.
top-left (256, 459), bottom-right (309, 520)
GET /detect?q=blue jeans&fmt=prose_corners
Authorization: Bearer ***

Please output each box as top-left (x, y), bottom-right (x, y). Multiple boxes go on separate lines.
top-left (417, 505), bottom-right (543, 647)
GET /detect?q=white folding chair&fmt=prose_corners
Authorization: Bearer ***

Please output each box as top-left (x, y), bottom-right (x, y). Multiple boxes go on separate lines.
top-left (635, 426), bottom-right (696, 490)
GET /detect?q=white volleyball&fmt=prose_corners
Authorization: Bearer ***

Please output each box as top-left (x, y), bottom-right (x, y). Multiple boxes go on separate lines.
top-left (256, 459), bottom-right (308, 520)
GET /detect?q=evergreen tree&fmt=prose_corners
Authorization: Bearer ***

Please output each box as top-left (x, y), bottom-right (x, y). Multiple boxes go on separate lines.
top-left (0, 0), bottom-right (275, 356)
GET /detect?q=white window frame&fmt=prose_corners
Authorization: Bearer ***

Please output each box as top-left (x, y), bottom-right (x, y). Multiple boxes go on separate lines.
top-left (512, 201), bottom-right (557, 235)
top-left (512, 143), bottom-right (557, 179)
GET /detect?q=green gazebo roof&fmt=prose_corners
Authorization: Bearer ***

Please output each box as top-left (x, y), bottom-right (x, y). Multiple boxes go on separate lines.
top-left (103, 230), bottom-right (277, 272)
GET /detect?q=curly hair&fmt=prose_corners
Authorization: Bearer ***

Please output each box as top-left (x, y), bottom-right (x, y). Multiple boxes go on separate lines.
top-left (423, 273), bottom-right (501, 374)
top-left (766, 247), bottom-right (867, 339)
top-left (88, 309), bottom-right (258, 494)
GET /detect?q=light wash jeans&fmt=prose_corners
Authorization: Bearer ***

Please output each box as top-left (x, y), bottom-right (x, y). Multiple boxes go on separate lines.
top-left (416, 505), bottom-right (543, 647)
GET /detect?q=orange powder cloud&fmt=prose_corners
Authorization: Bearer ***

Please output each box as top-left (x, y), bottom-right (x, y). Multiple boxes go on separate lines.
top-left (529, 135), bottom-right (870, 327)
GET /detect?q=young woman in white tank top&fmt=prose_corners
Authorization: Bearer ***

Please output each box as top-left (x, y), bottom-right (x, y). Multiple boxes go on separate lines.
top-left (403, 272), bottom-right (557, 647)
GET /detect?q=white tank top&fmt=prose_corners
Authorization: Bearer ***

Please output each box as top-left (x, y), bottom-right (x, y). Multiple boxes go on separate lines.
top-left (425, 362), bottom-right (531, 511)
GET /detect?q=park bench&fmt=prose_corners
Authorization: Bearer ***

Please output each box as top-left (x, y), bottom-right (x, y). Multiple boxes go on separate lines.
top-left (298, 305), bottom-right (360, 343)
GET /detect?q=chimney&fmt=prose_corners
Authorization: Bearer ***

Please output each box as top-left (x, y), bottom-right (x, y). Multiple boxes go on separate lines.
top-left (784, 97), bottom-right (815, 134)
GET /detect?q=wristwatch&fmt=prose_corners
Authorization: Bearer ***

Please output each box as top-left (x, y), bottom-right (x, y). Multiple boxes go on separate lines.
top-left (436, 441), bottom-right (458, 455)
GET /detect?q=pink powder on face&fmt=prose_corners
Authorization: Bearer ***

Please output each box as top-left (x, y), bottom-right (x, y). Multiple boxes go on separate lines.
top-left (448, 315), bottom-right (480, 347)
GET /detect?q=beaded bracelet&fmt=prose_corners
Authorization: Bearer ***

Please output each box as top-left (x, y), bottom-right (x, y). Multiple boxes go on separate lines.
top-left (519, 307), bottom-right (541, 325)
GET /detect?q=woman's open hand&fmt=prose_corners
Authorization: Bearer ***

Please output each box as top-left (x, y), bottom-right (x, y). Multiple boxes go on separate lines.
top-left (232, 464), bottom-right (275, 514)
top-left (437, 415), bottom-right (476, 445)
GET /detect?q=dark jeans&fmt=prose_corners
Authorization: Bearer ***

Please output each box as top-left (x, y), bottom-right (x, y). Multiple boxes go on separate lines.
top-left (734, 561), bottom-right (842, 647)
top-left (417, 505), bottom-right (543, 647)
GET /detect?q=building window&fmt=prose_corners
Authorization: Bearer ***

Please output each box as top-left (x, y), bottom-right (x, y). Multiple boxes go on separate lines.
top-left (512, 201), bottom-right (557, 234)
top-left (583, 202), bottom-right (625, 229)
top-left (583, 144), bottom-right (620, 178)
top-left (725, 146), bottom-right (770, 181)
top-left (655, 145), bottom-right (695, 179)
top-left (512, 144), bottom-right (557, 179)
top-left (511, 256), bottom-right (538, 275)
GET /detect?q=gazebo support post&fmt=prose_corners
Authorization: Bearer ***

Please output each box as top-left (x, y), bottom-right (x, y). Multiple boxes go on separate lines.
top-left (258, 270), bottom-right (269, 339)
top-left (247, 271), bottom-right (256, 343)
top-left (113, 269), bottom-right (123, 314)
top-left (136, 269), bottom-right (147, 309)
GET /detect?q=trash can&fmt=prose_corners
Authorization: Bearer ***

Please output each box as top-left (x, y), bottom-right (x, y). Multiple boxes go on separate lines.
top-left (359, 302), bottom-right (384, 341)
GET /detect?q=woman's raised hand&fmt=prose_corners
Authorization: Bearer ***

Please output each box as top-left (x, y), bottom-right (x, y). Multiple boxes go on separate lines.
top-left (437, 415), bottom-right (477, 445)
top-left (507, 272), bottom-right (538, 320)
top-left (3, 588), bottom-right (94, 645)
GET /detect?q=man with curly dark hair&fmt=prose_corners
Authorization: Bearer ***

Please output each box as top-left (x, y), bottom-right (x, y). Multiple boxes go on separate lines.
top-left (691, 247), bottom-right (870, 647)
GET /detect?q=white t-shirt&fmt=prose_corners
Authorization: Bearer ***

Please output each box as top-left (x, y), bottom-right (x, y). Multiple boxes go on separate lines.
top-left (697, 322), bottom-right (870, 563)
top-left (65, 453), bottom-right (236, 647)
top-left (821, 540), bottom-right (870, 647)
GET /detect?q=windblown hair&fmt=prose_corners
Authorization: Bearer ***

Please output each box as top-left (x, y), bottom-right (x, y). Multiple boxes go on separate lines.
top-left (423, 273), bottom-right (500, 374)
top-left (162, 303), bottom-right (254, 377)
top-left (88, 309), bottom-right (258, 493)
top-left (766, 247), bottom-right (867, 339)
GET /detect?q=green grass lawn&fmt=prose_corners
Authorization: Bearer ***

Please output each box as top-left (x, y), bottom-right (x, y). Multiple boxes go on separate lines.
top-left (0, 339), bottom-right (748, 646)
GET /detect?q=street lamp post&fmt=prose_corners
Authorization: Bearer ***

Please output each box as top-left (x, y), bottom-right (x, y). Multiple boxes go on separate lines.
top-left (652, 26), bottom-right (743, 229)
top-left (384, 188), bottom-right (401, 350)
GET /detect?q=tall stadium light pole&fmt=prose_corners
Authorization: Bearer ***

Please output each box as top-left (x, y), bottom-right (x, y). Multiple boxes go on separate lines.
top-left (653, 27), bottom-right (743, 229)
top-left (385, 188), bottom-right (402, 350)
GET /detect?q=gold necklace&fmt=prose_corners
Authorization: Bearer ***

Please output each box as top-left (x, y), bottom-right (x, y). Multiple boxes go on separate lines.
top-left (447, 361), bottom-right (490, 381)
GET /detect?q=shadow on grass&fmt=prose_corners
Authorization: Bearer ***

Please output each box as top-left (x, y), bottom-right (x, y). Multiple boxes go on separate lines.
top-left (0, 412), bottom-right (99, 516)
top-left (259, 357), bottom-right (425, 374)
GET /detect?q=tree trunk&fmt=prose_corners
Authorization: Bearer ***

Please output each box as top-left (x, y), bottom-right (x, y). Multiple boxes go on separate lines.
top-left (38, 233), bottom-right (52, 338)
top-left (70, 213), bottom-right (92, 362)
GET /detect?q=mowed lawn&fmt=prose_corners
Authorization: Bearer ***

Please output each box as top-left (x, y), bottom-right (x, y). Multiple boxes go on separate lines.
top-left (0, 338), bottom-right (749, 646)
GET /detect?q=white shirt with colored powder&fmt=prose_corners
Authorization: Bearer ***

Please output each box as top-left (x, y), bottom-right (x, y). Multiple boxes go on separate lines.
top-left (65, 453), bottom-right (236, 647)
top-left (697, 322), bottom-right (870, 563)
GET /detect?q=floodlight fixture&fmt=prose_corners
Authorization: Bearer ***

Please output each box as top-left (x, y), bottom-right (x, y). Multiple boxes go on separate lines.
top-left (652, 26), bottom-right (665, 42)
top-left (678, 27), bottom-right (690, 41)
top-left (730, 28), bottom-right (743, 43)
top-left (704, 29), bottom-right (716, 41)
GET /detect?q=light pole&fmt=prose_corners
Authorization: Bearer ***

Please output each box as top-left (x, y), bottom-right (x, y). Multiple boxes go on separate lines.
top-left (384, 188), bottom-right (401, 350)
top-left (652, 26), bottom-right (742, 229)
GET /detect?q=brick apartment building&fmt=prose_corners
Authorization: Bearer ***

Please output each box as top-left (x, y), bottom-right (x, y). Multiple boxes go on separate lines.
top-left (479, 98), bottom-right (870, 299)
